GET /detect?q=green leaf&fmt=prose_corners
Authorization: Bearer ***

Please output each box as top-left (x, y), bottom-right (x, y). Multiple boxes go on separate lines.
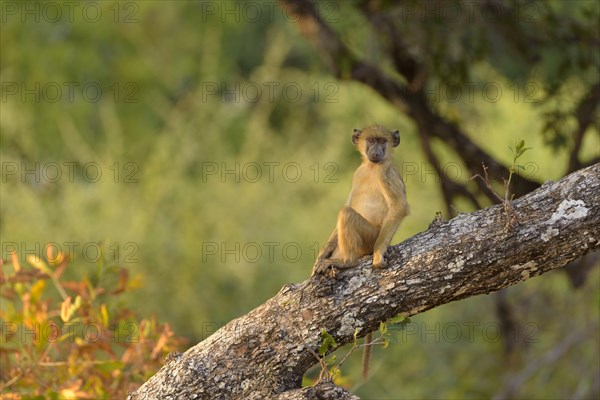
top-left (27, 255), bottom-right (52, 275)
top-left (387, 315), bottom-right (410, 324)
top-left (514, 140), bottom-right (532, 159)
top-left (379, 321), bottom-right (388, 335)
top-left (319, 329), bottom-right (337, 356)
top-left (388, 315), bottom-right (412, 331)
top-left (516, 139), bottom-right (525, 151)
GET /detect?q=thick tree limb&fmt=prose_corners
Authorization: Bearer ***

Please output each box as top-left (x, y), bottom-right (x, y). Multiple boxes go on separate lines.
top-left (132, 164), bottom-right (599, 399)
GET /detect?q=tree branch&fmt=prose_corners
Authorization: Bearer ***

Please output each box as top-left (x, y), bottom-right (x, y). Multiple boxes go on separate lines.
top-left (492, 329), bottom-right (589, 400)
top-left (417, 130), bottom-right (482, 216)
top-left (568, 81), bottom-right (600, 173)
top-left (131, 163), bottom-right (600, 399)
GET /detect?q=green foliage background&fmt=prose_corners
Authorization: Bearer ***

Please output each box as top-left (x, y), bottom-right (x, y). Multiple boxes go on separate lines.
top-left (1, 1), bottom-right (598, 398)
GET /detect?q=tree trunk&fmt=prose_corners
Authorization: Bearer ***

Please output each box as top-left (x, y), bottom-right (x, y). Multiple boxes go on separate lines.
top-left (131, 163), bottom-right (599, 399)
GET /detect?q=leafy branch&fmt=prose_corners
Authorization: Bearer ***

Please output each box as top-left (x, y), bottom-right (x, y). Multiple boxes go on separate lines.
top-left (470, 140), bottom-right (532, 231)
top-left (314, 316), bottom-right (411, 383)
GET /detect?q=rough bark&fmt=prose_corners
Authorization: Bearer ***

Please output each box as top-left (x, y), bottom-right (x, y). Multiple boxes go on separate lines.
top-left (131, 163), bottom-right (599, 399)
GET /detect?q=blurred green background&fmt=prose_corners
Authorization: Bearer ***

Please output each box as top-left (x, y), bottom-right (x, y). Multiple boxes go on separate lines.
top-left (1, 1), bottom-right (598, 398)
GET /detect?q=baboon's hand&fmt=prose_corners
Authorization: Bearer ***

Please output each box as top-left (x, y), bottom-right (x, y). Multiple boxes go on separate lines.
top-left (313, 258), bottom-right (360, 277)
top-left (312, 259), bottom-right (339, 277)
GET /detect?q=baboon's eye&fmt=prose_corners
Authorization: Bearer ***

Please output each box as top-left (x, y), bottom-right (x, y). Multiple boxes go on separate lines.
top-left (378, 138), bottom-right (386, 144)
top-left (367, 137), bottom-right (376, 144)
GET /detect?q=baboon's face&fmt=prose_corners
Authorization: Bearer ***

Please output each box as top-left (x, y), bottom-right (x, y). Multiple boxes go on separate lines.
top-left (364, 136), bottom-right (389, 163)
top-left (352, 127), bottom-right (400, 164)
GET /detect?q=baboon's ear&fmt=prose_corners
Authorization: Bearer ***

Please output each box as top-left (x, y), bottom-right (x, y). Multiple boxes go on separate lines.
top-left (352, 129), bottom-right (362, 145)
top-left (391, 130), bottom-right (400, 147)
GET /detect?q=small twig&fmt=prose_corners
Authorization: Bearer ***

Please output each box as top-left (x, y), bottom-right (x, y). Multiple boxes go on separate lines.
top-left (469, 164), bottom-right (505, 204)
top-left (470, 161), bottom-right (521, 232)
top-left (0, 368), bottom-right (23, 390)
